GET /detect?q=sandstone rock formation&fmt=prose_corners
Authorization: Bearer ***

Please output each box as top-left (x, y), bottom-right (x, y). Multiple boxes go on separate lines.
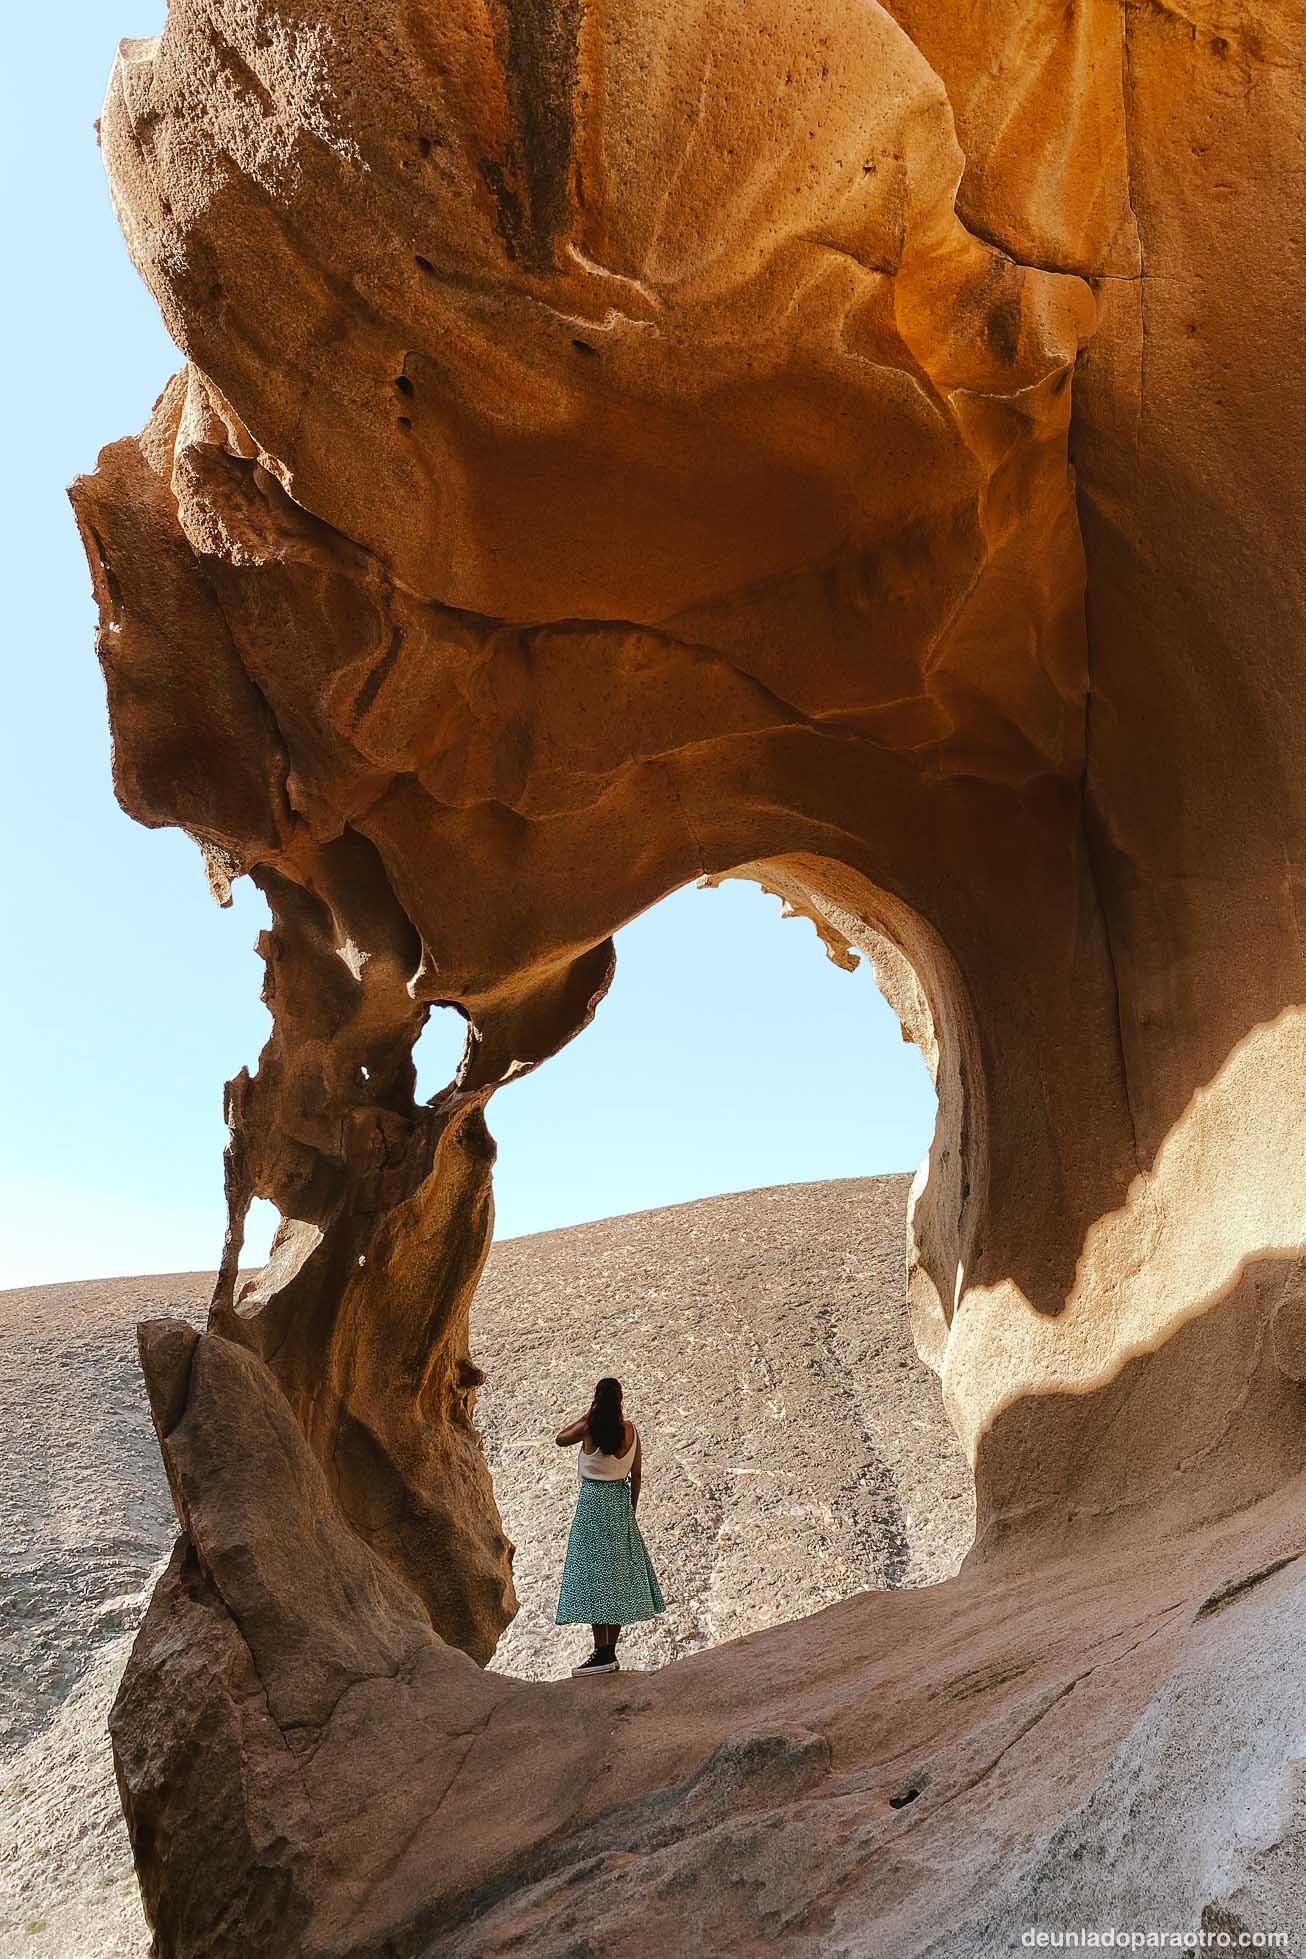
top-left (116, 1311), bottom-right (1306, 1956)
top-left (0, 1180), bottom-right (971, 1959)
top-left (68, 0), bottom-right (1306, 1950)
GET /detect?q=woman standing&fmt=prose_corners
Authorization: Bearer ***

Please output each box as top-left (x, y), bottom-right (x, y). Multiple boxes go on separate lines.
top-left (555, 1376), bottom-right (666, 1675)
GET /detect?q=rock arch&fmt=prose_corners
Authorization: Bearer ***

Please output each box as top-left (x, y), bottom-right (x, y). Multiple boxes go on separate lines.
top-left (69, 0), bottom-right (1306, 1947)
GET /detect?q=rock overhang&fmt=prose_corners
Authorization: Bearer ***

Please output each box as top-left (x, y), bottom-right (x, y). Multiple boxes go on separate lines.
top-left (69, 0), bottom-right (1306, 1948)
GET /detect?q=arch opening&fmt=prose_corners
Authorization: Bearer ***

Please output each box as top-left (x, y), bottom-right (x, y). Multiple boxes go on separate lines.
top-left (431, 861), bottom-right (983, 1675)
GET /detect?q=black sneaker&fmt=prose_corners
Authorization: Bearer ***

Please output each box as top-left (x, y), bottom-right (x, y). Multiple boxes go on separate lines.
top-left (572, 1648), bottom-right (619, 1676)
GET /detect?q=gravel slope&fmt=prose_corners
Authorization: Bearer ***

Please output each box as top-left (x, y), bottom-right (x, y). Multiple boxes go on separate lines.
top-left (0, 1174), bottom-right (973, 1957)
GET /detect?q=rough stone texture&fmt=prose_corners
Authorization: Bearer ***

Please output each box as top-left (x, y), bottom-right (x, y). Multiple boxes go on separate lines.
top-left (0, 1180), bottom-right (972, 1956)
top-left (64, 0), bottom-right (1306, 1950)
top-left (113, 1315), bottom-right (1306, 1957)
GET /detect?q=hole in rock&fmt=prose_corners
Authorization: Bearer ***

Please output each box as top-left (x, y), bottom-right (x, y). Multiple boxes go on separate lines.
top-left (236, 1202), bottom-right (327, 1320)
top-left (239, 1196), bottom-right (280, 1279)
top-left (571, 338), bottom-right (598, 357)
top-left (397, 415), bottom-right (412, 431)
top-left (394, 374), bottom-right (414, 397)
top-left (431, 878), bottom-right (976, 1681)
top-left (889, 1787), bottom-right (921, 1809)
top-left (411, 1000), bottom-right (473, 1097)
top-left (414, 254), bottom-right (434, 275)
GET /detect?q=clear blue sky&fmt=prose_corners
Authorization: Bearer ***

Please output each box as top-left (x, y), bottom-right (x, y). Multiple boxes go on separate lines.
top-left (0, 7), bottom-right (935, 1290)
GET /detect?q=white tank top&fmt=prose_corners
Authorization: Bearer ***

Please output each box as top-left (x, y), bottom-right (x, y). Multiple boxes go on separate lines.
top-left (579, 1426), bottom-right (638, 1481)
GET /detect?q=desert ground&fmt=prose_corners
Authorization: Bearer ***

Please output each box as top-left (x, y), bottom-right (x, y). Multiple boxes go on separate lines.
top-left (0, 1173), bottom-right (971, 1958)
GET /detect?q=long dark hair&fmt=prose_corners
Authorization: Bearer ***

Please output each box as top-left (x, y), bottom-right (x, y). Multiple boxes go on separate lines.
top-left (587, 1376), bottom-right (625, 1456)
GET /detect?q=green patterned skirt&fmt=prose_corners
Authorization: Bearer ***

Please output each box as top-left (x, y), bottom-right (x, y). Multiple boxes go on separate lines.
top-left (555, 1477), bottom-right (667, 1627)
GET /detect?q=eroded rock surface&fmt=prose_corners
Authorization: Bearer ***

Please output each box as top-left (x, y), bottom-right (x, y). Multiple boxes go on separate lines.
top-left (67, 0), bottom-right (1306, 1950)
top-left (1, 1182), bottom-right (972, 1957)
top-left (120, 1307), bottom-right (1306, 1957)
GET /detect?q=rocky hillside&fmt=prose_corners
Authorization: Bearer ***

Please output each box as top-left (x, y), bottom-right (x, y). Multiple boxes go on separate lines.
top-left (0, 1175), bottom-right (972, 1958)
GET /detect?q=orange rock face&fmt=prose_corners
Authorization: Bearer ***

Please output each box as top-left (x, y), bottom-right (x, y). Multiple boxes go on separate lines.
top-left (70, 0), bottom-right (1306, 1950)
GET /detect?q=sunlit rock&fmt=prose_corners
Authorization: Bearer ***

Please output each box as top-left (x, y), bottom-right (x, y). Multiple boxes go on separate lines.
top-left (69, 0), bottom-right (1306, 1949)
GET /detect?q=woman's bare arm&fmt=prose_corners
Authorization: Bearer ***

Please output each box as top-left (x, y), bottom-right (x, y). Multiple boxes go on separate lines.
top-left (555, 1416), bottom-right (589, 1447)
top-left (630, 1429), bottom-right (643, 1511)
